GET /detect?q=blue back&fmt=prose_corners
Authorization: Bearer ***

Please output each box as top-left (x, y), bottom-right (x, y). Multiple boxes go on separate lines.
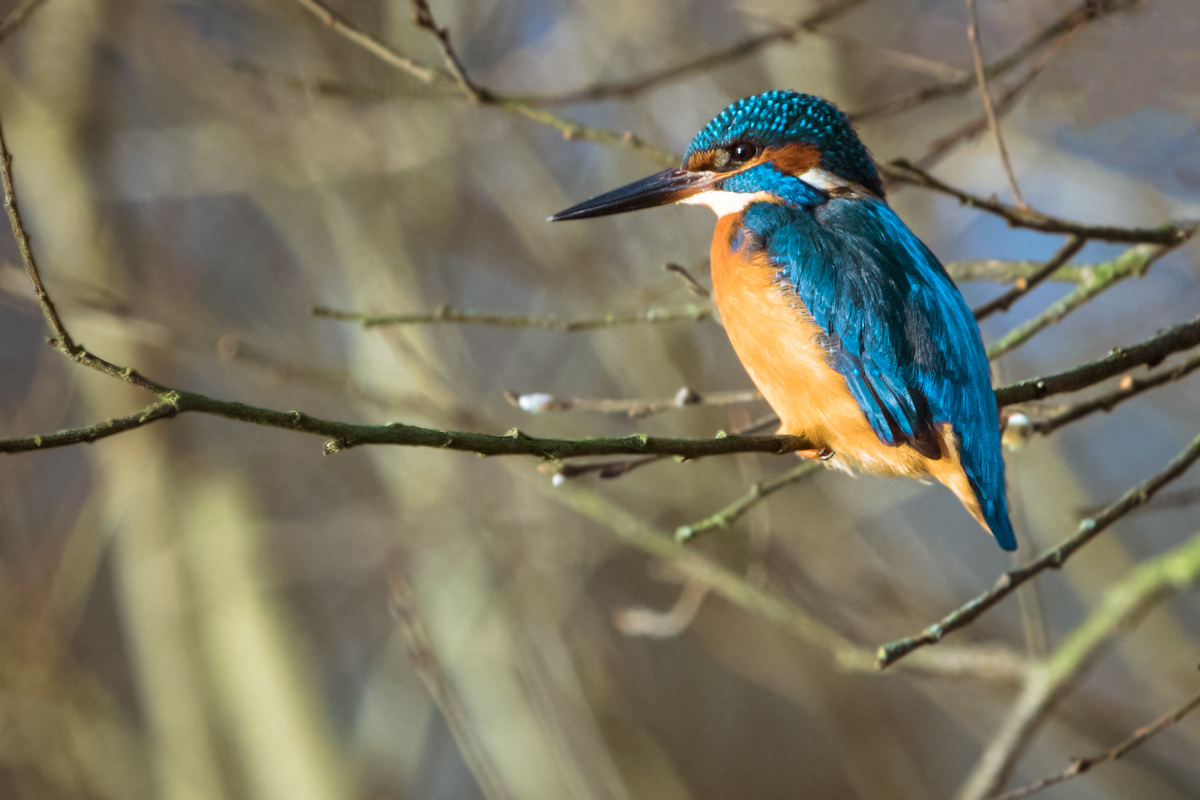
top-left (737, 195), bottom-right (1015, 550)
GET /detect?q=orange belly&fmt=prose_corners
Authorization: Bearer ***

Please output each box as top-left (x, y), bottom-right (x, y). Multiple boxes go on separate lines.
top-left (709, 214), bottom-right (986, 526)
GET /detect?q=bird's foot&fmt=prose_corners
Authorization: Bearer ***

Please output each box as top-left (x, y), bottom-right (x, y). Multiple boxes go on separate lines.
top-left (798, 447), bottom-right (835, 461)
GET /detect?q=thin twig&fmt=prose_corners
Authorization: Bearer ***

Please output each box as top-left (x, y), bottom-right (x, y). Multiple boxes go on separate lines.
top-left (956, 534), bottom-right (1200, 799)
top-left (9, 318), bottom-right (1198, 456)
top-left (289, 0), bottom-right (678, 165)
top-left (543, 478), bottom-right (1029, 681)
top-left (0, 116), bottom-right (77, 356)
top-left (290, 0), bottom-right (442, 84)
top-left (948, 258), bottom-right (1093, 285)
top-left (877, 430), bottom-right (1200, 669)
top-left (1028, 352), bottom-right (1200, 438)
top-left (992, 689), bottom-right (1200, 800)
top-left (881, 159), bottom-right (1196, 246)
top-left (676, 461), bottom-right (822, 541)
top-left (313, 303), bottom-right (714, 330)
top-left (662, 262), bottom-right (710, 298)
top-left (505, 387), bottom-right (762, 419)
top-left (519, 0), bottom-right (868, 106)
top-left (994, 317), bottom-right (1200, 406)
top-left (851, 0), bottom-right (1140, 121)
top-left (0, 380), bottom-right (815, 458)
top-left (973, 236), bottom-right (1085, 320)
top-left (919, 23), bottom-right (1078, 170)
top-left (408, 0), bottom-right (484, 100)
top-left (541, 413), bottom-right (780, 481)
top-left (966, 0), bottom-right (1026, 207)
top-left (986, 245), bottom-right (1171, 361)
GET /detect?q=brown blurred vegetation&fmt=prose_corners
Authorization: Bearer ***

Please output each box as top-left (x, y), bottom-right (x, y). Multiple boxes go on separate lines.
top-left (2, 0), bottom-right (1200, 799)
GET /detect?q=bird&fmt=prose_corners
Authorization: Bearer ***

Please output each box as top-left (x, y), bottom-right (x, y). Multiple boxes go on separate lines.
top-left (551, 90), bottom-right (1015, 551)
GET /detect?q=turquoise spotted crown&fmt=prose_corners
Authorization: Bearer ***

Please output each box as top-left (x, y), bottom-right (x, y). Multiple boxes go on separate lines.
top-left (684, 91), bottom-right (884, 197)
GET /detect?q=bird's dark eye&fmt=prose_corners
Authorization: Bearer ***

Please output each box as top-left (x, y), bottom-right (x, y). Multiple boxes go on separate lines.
top-left (729, 142), bottom-right (759, 164)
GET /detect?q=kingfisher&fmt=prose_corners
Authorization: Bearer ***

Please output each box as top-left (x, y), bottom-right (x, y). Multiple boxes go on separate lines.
top-left (551, 90), bottom-right (1015, 551)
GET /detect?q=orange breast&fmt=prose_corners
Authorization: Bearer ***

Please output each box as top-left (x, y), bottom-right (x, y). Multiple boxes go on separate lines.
top-left (709, 213), bottom-right (986, 527)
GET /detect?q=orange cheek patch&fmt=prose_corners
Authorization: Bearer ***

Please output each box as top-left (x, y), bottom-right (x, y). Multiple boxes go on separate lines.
top-left (685, 151), bottom-right (717, 172)
top-left (764, 143), bottom-right (821, 176)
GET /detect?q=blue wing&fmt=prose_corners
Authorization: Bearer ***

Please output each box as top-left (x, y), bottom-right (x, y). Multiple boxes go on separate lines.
top-left (741, 196), bottom-right (1015, 550)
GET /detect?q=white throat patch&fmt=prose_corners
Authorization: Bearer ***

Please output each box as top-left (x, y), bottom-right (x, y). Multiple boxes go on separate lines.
top-left (680, 190), bottom-right (773, 218)
top-left (679, 168), bottom-right (857, 219)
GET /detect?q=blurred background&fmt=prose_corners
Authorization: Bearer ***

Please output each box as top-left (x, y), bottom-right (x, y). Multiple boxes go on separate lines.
top-left (2, 0), bottom-right (1199, 798)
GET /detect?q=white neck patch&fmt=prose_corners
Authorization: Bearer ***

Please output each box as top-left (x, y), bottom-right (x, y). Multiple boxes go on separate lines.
top-left (797, 168), bottom-right (853, 192)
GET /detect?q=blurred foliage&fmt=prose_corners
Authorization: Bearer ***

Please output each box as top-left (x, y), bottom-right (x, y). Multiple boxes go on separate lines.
top-left (1, 0), bottom-right (1199, 799)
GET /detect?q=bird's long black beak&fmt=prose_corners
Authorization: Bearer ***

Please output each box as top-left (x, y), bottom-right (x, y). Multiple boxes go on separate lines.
top-left (550, 168), bottom-right (718, 221)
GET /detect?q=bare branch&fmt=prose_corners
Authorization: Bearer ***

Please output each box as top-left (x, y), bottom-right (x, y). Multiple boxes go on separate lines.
top-left (547, 480), bottom-right (1029, 682)
top-left (919, 24), bottom-right (1077, 170)
top-left (408, 0), bottom-right (483, 100)
top-left (965, 0), bottom-right (1026, 207)
top-left (877, 430), bottom-right (1200, 670)
top-left (0, 115), bottom-right (77, 356)
top-left (993, 317), bottom-right (1200, 407)
top-left (1027, 352), bottom-right (1200, 438)
top-left (288, 0), bottom-right (678, 165)
top-left (986, 244), bottom-right (1170, 360)
top-left (992, 689), bottom-right (1200, 800)
top-left (881, 159), bottom-right (1197, 246)
top-left (518, 0), bottom-right (868, 106)
top-left (956, 533), bottom-right (1200, 799)
top-left (542, 413), bottom-right (780, 482)
top-left (948, 258), bottom-right (1095, 284)
top-left (313, 302), bottom-right (714, 330)
top-left (0, 378), bottom-right (815, 458)
top-left (851, 0), bottom-right (1140, 121)
top-left (290, 0), bottom-right (442, 84)
top-left (973, 236), bottom-right (1086, 321)
top-left (676, 461), bottom-right (821, 542)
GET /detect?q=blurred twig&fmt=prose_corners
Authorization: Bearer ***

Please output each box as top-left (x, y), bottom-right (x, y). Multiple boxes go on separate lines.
top-left (539, 476), bottom-right (1028, 682)
top-left (877, 431), bottom-right (1200, 670)
top-left (956, 533), bottom-right (1200, 800)
top-left (663, 262), bottom-right (710, 298)
top-left (389, 574), bottom-right (515, 800)
top-left (289, 0), bottom-right (678, 164)
top-left (0, 0), bottom-right (49, 46)
top-left (919, 24), bottom-right (1077, 170)
top-left (516, 0), bottom-right (868, 106)
top-left (973, 236), bottom-right (1085, 321)
top-left (675, 461), bottom-right (822, 542)
top-left (851, 0), bottom-right (1139, 121)
top-left (985, 244), bottom-right (1171, 360)
top-left (505, 386), bottom-right (762, 419)
top-left (965, 0), bottom-right (1026, 208)
top-left (992, 688), bottom-right (1200, 800)
top-left (313, 302), bottom-right (714, 330)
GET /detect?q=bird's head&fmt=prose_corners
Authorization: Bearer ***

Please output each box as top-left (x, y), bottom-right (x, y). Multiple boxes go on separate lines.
top-left (551, 91), bottom-right (883, 222)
